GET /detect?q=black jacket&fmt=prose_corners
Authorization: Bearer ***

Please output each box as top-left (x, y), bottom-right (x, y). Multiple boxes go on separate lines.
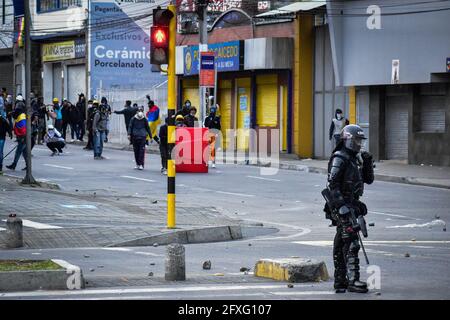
top-left (158, 124), bottom-right (168, 147)
top-left (76, 100), bottom-right (86, 121)
top-left (204, 115), bottom-right (221, 130)
top-left (128, 115), bottom-right (152, 139)
top-left (0, 116), bottom-right (12, 139)
top-left (184, 114), bottom-right (198, 127)
top-left (115, 106), bottom-right (137, 129)
top-left (68, 105), bottom-right (82, 123)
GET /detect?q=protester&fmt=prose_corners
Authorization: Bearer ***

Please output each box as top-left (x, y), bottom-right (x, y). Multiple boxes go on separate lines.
top-left (68, 101), bottom-right (82, 142)
top-left (175, 115), bottom-right (186, 127)
top-left (158, 117), bottom-right (169, 175)
top-left (100, 97), bottom-right (111, 143)
top-left (184, 106), bottom-right (198, 127)
top-left (0, 114), bottom-right (12, 173)
top-left (204, 104), bottom-right (221, 168)
top-left (61, 99), bottom-right (71, 140)
top-left (146, 97), bottom-right (160, 144)
top-left (44, 124), bottom-right (65, 156)
top-left (128, 106), bottom-right (152, 170)
top-left (76, 93), bottom-right (86, 141)
top-left (84, 99), bottom-right (96, 150)
top-left (176, 100), bottom-right (191, 117)
top-left (0, 90), bottom-right (5, 118)
top-left (6, 97), bottom-right (27, 170)
top-left (37, 96), bottom-right (47, 144)
top-left (92, 101), bottom-right (108, 159)
top-left (114, 100), bottom-right (137, 132)
top-left (53, 98), bottom-right (63, 131)
top-left (5, 94), bottom-right (13, 129)
top-left (329, 108), bottom-right (349, 149)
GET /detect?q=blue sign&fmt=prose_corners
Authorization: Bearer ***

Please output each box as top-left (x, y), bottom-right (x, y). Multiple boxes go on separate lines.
top-left (89, 1), bottom-right (165, 98)
top-left (200, 54), bottom-right (215, 70)
top-left (447, 57), bottom-right (450, 72)
top-left (184, 41), bottom-right (241, 76)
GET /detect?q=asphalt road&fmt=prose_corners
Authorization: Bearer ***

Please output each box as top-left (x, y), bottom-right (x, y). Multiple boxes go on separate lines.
top-left (1, 141), bottom-right (449, 300)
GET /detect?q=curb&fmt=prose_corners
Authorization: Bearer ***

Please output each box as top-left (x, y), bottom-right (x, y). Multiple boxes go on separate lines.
top-left (0, 259), bottom-right (84, 292)
top-left (108, 225), bottom-right (243, 247)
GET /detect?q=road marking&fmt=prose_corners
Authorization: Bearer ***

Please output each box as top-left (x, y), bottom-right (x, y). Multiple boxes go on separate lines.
top-left (100, 248), bottom-right (132, 252)
top-left (1, 219), bottom-right (62, 229)
top-left (246, 176), bottom-right (281, 182)
top-left (0, 227), bottom-right (5, 232)
top-left (60, 204), bottom-right (98, 209)
top-left (275, 206), bottom-right (306, 212)
top-left (120, 176), bottom-right (156, 183)
top-left (43, 164), bottom-right (74, 170)
top-left (270, 291), bottom-right (335, 296)
top-left (369, 211), bottom-right (422, 220)
top-left (0, 284), bottom-right (290, 298)
top-left (216, 191), bottom-right (255, 197)
top-left (386, 219), bottom-right (446, 229)
top-left (293, 240), bottom-right (450, 247)
top-left (134, 251), bottom-right (164, 257)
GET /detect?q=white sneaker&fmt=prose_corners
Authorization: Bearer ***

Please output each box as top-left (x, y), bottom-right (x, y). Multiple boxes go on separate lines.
top-left (138, 165), bottom-right (144, 170)
top-left (211, 163), bottom-right (216, 168)
top-left (70, 139), bottom-right (75, 143)
top-left (162, 169), bottom-right (167, 175)
top-left (51, 151), bottom-right (57, 156)
top-left (207, 161), bottom-right (212, 167)
top-left (135, 165), bottom-right (139, 169)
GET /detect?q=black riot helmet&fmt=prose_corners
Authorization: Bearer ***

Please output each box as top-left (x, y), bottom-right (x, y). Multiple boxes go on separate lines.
top-left (341, 124), bottom-right (366, 153)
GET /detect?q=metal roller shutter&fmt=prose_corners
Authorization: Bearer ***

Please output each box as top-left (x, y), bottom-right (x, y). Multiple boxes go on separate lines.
top-left (219, 79), bottom-right (232, 149)
top-left (67, 64), bottom-right (86, 104)
top-left (385, 96), bottom-right (408, 160)
top-left (256, 74), bottom-right (278, 127)
top-left (0, 60), bottom-right (13, 92)
top-left (419, 84), bottom-right (447, 133)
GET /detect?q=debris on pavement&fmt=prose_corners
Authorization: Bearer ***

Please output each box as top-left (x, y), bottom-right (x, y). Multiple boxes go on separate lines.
top-left (203, 260), bottom-right (212, 270)
top-left (405, 253), bottom-right (410, 258)
top-left (287, 284), bottom-right (294, 288)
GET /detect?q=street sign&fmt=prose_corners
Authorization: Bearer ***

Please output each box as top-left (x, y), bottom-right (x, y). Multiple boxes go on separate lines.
top-left (200, 52), bottom-right (215, 87)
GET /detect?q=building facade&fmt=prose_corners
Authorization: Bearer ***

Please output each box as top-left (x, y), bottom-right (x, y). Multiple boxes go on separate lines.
top-left (0, 0), bottom-right (14, 93)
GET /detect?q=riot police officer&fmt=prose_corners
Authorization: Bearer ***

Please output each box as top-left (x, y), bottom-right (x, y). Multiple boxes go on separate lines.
top-left (324, 124), bottom-right (374, 293)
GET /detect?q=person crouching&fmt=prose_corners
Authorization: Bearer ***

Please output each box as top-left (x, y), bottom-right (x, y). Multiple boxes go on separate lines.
top-left (44, 124), bottom-right (65, 156)
top-left (128, 106), bottom-right (152, 170)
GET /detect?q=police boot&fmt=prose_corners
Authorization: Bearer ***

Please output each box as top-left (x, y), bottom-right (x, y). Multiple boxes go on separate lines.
top-left (333, 269), bottom-right (348, 293)
top-left (347, 257), bottom-right (368, 293)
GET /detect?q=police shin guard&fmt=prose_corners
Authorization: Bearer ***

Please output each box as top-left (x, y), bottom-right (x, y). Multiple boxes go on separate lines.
top-left (347, 256), bottom-right (368, 293)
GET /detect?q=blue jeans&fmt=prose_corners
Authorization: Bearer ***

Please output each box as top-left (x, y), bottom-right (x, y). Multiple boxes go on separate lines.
top-left (0, 139), bottom-right (5, 167)
top-left (11, 137), bottom-right (27, 168)
top-left (93, 131), bottom-right (106, 157)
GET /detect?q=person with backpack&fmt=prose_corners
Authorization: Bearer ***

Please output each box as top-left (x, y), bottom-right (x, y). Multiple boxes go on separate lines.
top-left (52, 98), bottom-right (63, 131)
top-left (76, 93), bottom-right (86, 141)
top-left (128, 106), bottom-right (152, 170)
top-left (100, 97), bottom-right (111, 143)
top-left (158, 117), bottom-right (169, 175)
top-left (92, 101), bottom-right (108, 159)
top-left (68, 101), bottom-right (82, 142)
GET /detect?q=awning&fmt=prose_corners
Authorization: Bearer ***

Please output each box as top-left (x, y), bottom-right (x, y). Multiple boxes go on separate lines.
top-left (256, 1), bottom-right (326, 18)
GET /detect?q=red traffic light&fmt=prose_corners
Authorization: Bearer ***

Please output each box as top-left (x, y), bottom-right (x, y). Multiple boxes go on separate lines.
top-left (151, 26), bottom-right (169, 48)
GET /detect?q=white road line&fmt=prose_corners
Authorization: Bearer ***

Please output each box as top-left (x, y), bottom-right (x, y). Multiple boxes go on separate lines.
top-left (120, 176), bottom-right (156, 183)
top-left (100, 248), bottom-right (132, 252)
top-left (270, 291), bottom-right (335, 296)
top-left (0, 227), bottom-right (5, 232)
top-left (1, 219), bottom-right (62, 229)
top-left (369, 211), bottom-right (422, 220)
top-left (275, 206), bottom-right (306, 212)
top-left (293, 240), bottom-right (450, 247)
top-left (0, 284), bottom-right (289, 298)
top-left (43, 164), bottom-right (74, 170)
top-left (244, 219), bottom-right (311, 241)
top-left (134, 251), bottom-right (164, 257)
top-left (246, 176), bottom-right (281, 182)
top-left (216, 191), bottom-right (255, 197)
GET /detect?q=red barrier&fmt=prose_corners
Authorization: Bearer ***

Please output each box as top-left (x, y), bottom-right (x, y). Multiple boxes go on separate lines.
top-left (175, 127), bottom-right (209, 173)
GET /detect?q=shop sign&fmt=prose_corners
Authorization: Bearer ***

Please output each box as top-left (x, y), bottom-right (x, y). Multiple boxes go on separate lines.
top-left (200, 52), bottom-right (215, 87)
top-left (42, 39), bottom-right (86, 62)
top-left (184, 41), bottom-right (241, 76)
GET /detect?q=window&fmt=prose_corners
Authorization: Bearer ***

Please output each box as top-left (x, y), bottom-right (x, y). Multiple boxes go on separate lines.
top-left (37, 0), bottom-right (81, 13)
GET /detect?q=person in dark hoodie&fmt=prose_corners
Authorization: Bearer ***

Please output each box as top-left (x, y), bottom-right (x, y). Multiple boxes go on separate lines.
top-left (61, 99), bottom-right (71, 140)
top-left (0, 115), bottom-right (13, 173)
top-left (158, 116), bottom-right (169, 175)
top-left (6, 96), bottom-right (27, 171)
top-left (128, 106), bottom-right (152, 170)
top-left (76, 93), bottom-right (86, 141)
top-left (68, 102), bottom-right (82, 142)
top-left (114, 100), bottom-right (137, 132)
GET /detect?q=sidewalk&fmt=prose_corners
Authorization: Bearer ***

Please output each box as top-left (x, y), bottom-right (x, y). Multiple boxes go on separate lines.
top-left (0, 175), bottom-right (247, 250)
top-left (70, 140), bottom-right (450, 189)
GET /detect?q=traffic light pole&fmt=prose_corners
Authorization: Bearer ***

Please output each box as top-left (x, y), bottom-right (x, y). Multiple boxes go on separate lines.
top-left (198, 1), bottom-right (208, 126)
top-left (167, 4), bottom-right (176, 229)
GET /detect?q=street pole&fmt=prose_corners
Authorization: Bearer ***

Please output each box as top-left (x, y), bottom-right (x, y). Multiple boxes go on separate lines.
top-left (22, 0), bottom-right (36, 185)
top-left (167, 3), bottom-right (177, 229)
top-left (198, 0), bottom-right (208, 126)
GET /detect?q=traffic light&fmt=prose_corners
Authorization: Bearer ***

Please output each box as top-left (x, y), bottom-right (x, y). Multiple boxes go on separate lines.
top-left (150, 8), bottom-right (174, 65)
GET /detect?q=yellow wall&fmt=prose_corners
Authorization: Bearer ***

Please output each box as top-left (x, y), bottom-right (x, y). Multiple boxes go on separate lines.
top-left (349, 86), bottom-right (356, 124)
top-left (219, 80), bottom-right (232, 149)
top-left (282, 85), bottom-right (288, 151)
top-left (293, 15), bottom-right (314, 157)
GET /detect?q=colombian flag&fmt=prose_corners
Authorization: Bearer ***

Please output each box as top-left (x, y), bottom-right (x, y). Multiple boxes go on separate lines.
top-left (146, 106), bottom-right (160, 139)
top-left (14, 113), bottom-right (27, 137)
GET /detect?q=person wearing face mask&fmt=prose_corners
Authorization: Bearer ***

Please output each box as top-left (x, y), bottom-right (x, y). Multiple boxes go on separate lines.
top-left (176, 100), bottom-right (191, 118)
top-left (185, 106), bottom-right (198, 127)
top-left (44, 124), bottom-right (65, 156)
top-left (128, 106), bottom-right (152, 170)
top-left (329, 109), bottom-right (349, 150)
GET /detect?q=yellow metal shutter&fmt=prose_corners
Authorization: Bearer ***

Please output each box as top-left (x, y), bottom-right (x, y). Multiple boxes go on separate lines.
top-left (182, 78), bottom-right (199, 117)
top-left (256, 74), bottom-right (278, 127)
top-left (219, 80), bottom-right (232, 149)
top-left (236, 78), bottom-right (251, 151)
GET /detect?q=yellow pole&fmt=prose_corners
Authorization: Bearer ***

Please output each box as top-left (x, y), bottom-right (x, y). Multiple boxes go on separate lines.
top-left (167, 4), bottom-right (176, 229)
top-left (349, 86), bottom-right (357, 124)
